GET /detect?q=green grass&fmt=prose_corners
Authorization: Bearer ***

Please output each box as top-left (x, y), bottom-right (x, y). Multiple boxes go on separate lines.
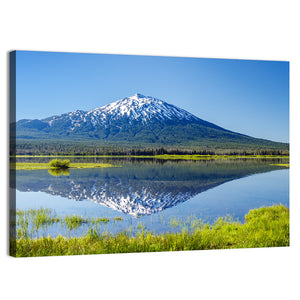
top-left (153, 154), bottom-right (289, 161)
top-left (49, 159), bottom-right (70, 169)
top-left (11, 205), bottom-right (289, 257)
top-left (63, 215), bottom-right (88, 230)
top-left (269, 163), bottom-right (289, 167)
top-left (13, 162), bottom-right (121, 170)
top-left (12, 154), bottom-right (289, 170)
top-left (15, 154), bottom-right (289, 159)
top-left (16, 208), bottom-right (60, 238)
top-left (14, 208), bottom-right (123, 237)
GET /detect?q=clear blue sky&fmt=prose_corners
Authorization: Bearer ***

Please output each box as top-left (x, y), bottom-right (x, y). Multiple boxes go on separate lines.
top-left (15, 50), bottom-right (289, 143)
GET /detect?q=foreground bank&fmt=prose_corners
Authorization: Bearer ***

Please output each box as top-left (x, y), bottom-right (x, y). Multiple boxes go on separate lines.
top-left (11, 205), bottom-right (289, 257)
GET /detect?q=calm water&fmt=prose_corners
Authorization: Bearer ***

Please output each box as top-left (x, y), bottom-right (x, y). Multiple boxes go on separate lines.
top-left (14, 158), bottom-right (289, 237)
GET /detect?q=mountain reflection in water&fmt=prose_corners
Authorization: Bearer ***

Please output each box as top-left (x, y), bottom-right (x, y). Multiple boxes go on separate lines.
top-left (15, 159), bottom-right (287, 217)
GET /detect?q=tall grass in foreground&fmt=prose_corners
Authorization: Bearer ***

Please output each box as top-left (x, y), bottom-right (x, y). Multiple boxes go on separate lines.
top-left (15, 208), bottom-right (123, 238)
top-left (16, 208), bottom-right (60, 238)
top-left (12, 205), bottom-right (289, 257)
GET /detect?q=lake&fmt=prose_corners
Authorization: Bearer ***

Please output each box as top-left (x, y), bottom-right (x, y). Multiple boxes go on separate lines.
top-left (13, 157), bottom-right (289, 238)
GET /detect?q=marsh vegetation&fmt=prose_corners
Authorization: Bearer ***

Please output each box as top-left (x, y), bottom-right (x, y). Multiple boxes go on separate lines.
top-left (12, 205), bottom-right (289, 257)
top-left (15, 208), bottom-right (123, 239)
top-left (13, 161), bottom-right (120, 170)
top-left (49, 159), bottom-right (70, 169)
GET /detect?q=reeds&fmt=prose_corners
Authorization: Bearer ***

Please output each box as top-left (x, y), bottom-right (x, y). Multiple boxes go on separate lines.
top-left (16, 208), bottom-right (59, 238)
top-left (14, 208), bottom-right (123, 238)
top-left (12, 205), bottom-right (289, 257)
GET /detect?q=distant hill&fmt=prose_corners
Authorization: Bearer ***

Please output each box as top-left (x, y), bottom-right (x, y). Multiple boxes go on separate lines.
top-left (14, 93), bottom-right (288, 151)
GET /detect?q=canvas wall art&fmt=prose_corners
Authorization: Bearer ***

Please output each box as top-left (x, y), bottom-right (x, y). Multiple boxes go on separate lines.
top-left (9, 50), bottom-right (289, 257)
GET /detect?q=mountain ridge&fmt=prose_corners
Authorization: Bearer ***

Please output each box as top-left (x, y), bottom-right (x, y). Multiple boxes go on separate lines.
top-left (14, 93), bottom-right (289, 150)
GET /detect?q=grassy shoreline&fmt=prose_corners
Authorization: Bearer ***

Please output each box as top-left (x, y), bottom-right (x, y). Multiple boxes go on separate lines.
top-left (12, 162), bottom-right (121, 170)
top-left (14, 154), bottom-right (289, 159)
top-left (12, 154), bottom-right (289, 170)
top-left (11, 205), bottom-right (289, 257)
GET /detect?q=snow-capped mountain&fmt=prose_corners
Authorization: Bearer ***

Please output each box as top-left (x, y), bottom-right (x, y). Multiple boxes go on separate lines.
top-left (42, 93), bottom-right (210, 131)
top-left (16, 93), bottom-right (229, 140)
top-left (86, 93), bottom-right (200, 126)
top-left (15, 93), bottom-right (286, 148)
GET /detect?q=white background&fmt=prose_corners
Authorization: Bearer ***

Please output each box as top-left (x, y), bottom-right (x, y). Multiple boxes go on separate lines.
top-left (1, 1), bottom-right (299, 299)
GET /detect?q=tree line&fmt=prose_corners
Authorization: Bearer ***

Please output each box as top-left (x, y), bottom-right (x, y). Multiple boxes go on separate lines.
top-left (12, 140), bottom-right (289, 156)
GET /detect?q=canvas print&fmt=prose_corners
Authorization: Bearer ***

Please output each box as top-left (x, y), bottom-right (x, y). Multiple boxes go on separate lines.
top-left (9, 51), bottom-right (289, 257)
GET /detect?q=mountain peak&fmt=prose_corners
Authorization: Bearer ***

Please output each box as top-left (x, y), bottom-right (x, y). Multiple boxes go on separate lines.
top-left (131, 93), bottom-right (146, 99)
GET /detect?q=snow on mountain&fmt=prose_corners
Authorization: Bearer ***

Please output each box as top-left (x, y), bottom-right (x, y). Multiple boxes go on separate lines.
top-left (89, 93), bottom-right (199, 123)
top-left (44, 93), bottom-right (200, 130)
top-left (18, 92), bottom-right (272, 147)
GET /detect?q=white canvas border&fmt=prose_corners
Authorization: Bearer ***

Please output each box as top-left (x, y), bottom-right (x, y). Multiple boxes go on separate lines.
top-left (1, 1), bottom-right (299, 299)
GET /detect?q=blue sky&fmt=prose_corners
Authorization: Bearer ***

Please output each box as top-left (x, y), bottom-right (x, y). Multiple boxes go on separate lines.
top-left (15, 50), bottom-right (289, 142)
